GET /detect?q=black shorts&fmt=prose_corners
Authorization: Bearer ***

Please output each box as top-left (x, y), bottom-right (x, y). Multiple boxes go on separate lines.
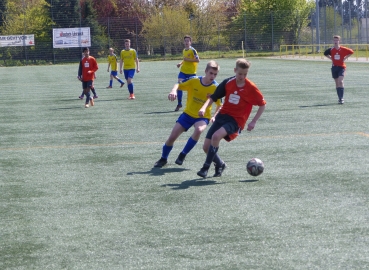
top-left (205, 113), bottom-right (240, 141)
top-left (82, 80), bottom-right (93, 89)
top-left (331, 66), bottom-right (345, 79)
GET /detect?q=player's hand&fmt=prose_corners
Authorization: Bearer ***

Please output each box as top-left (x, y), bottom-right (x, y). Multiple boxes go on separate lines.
top-left (247, 121), bottom-right (256, 131)
top-left (176, 63), bottom-right (181, 68)
top-left (168, 92), bottom-right (177, 101)
top-left (87, 70), bottom-right (92, 74)
top-left (210, 117), bottom-right (216, 123)
top-left (136, 68), bottom-right (140, 73)
top-left (198, 109), bottom-right (205, 117)
top-left (120, 69), bottom-right (123, 74)
top-left (77, 76), bottom-right (82, 81)
top-left (107, 69), bottom-right (109, 72)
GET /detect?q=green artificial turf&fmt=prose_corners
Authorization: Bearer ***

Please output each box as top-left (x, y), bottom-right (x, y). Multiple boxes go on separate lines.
top-left (0, 58), bottom-right (368, 269)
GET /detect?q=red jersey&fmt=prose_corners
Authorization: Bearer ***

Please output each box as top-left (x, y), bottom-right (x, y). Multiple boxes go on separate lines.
top-left (324, 46), bottom-right (354, 68)
top-left (210, 76), bottom-right (266, 131)
top-left (78, 56), bottom-right (98, 82)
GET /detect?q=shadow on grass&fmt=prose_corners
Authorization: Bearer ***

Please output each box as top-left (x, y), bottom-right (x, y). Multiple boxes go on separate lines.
top-left (161, 179), bottom-right (224, 190)
top-left (299, 103), bottom-right (337, 108)
top-left (144, 111), bottom-right (179, 115)
top-left (239, 179), bottom-right (259, 183)
top-left (127, 167), bottom-right (189, 176)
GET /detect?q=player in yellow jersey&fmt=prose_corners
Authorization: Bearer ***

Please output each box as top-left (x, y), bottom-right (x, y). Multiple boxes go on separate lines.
top-left (106, 48), bottom-right (125, 88)
top-left (154, 61), bottom-right (221, 168)
top-left (175, 35), bottom-right (200, 111)
top-left (119, 39), bottom-right (140, 99)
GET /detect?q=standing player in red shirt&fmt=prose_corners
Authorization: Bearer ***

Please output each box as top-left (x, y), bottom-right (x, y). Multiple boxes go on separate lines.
top-left (324, 35), bottom-right (354, 104)
top-left (78, 47), bottom-right (99, 108)
top-left (197, 59), bottom-right (266, 178)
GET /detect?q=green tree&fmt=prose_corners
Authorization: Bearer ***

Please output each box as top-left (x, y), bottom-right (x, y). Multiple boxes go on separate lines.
top-left (232, 0), bottom-right (314, 50)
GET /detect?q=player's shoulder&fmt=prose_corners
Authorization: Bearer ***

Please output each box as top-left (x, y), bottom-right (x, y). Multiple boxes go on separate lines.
top-left (224, 76), bottom-right (236, 84)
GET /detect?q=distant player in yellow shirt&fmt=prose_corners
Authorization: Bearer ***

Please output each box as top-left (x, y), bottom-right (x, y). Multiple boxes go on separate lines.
top-left (106, 48), bottom-right (125, 88)
top-left (119, 39), bottom-right (140, 99)
top-left (175, 35), bottom-right (200, 111)
top-left (154, 61), bottom-right (221, 168)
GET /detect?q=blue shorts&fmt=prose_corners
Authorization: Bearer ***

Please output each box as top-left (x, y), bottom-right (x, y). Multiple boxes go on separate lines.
top-left (82, 80), bottom-right (93, 89)
top-left (178, 72), bottom-right (196, 80)
top-left (177, 113), bottom-right (209, 131)
top-left (331, 66), bottom-right (345, 79)
top-left (111, 71), bottom-right (118, 76)
top-left (124, 69), bottom-right (135, 80)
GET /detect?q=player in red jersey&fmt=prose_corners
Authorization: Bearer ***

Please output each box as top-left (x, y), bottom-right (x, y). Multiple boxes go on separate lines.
top-left (324, 35), bottom-right (354, 104)
top-left (78, 48), bottom-right (99, 108)
top-left (197, 59), bottom-right (266, 178)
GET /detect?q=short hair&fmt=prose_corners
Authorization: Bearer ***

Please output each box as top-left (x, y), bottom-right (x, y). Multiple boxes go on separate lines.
top-left (184, 35), bottom-right (192, 41)
top-left (333, 35), bottom-right (341, 40)
top-left (82, 47), bottom-right (89, 52)
top-left (124, 39), bottom-right (131, 43)
top-left (235, 58), bottom-right (251, 69)
top-left (205, 60), bottom-right (219, 71)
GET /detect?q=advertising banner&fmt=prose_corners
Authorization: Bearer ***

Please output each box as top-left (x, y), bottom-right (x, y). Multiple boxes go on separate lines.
top-left (53, 27), bottom-right (91, 48)
top-left (0, 34), bottom-right (35, 47)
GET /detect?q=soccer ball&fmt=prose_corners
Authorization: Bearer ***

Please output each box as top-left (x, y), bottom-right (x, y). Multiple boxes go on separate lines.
top-left (246, 158), bottom-right (264, 176)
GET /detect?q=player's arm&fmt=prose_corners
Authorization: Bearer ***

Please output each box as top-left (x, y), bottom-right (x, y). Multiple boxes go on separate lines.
top-left (177, 61), bottom-right (183, 68)
top-left (119, 55), bottom-right (123, 74)
top-left (247, 105), bottom-right (266, 131)
top-left (323, 48), bottom-right (332, 60)
top-left (107, 61), bottom-right (110, 72)
top-left (168, 83), bottom-right (179, 101)
top-left (198, 98), bottom-right (214, 117)
top-left (210, 104), bottom-right (222, 123)
top-left (135, 57), bottom-right (140, 73)
top-left (77, 60), bottom-right (83, 80)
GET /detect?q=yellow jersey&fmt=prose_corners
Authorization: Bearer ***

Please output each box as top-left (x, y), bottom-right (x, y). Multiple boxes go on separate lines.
top-left (107, 54), bottom-right (118, 71)
top-left (180, 46), bottom-right (199, 75)
top-left (179, 76), bottom-right (221, 119)
top-left (120, 48), bottom-right (137, 70)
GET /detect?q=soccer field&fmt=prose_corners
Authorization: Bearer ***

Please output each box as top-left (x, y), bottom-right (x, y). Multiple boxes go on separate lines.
top-left (1, 58), bottom-right (368, 269)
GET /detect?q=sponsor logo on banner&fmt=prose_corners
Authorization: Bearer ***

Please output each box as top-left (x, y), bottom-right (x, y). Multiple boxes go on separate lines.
top-left (0, 35), bottom-right (35, 47)
top-left (53, 27), bottom-right (91, 48)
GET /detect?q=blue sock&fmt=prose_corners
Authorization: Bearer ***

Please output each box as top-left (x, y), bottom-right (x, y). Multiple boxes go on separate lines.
top-left (118, 79), bottom-right (124, 84)
top-left (177, 90), bottom-right (183, 105)
top-left (162, 144), bottom-right (173, 159)
top-left (182, 137), bottom-right (197, 154)
top-left (109, 80), bottom-right (113, 87)
top-left (128, 83), bottom-right (134, 94)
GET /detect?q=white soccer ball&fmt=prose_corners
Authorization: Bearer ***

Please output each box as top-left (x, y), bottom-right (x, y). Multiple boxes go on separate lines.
top-left (246, 158), bottom-right (264, 177)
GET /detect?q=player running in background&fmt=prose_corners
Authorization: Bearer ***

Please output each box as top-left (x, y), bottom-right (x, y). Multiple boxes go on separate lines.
top-left (78, 47), bottom-right (99, 108)
top-left (154, 61), bottom-right (222, 168)
top-left (106, 48), bottom-right (125, 88)
top-left (119, 39), bottom-right (140, 100)
top-left (175, 35), bottom-right (200, 111)
top-left (324, 35), bottom-right (354, 104)
top-left (197, 59), bottom-right (266, 178)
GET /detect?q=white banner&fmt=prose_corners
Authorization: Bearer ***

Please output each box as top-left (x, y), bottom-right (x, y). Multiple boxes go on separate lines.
top-left (53, 27), bottom-right (91, 48)
top-left (0, 34), bottom-right (35, 47)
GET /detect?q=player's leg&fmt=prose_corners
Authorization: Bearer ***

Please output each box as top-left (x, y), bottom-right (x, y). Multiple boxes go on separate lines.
top-left (335, 69), bottom-right (345, 104)
top-left (125, 70), bottom-right (135, 99)
top-left (176, 119), bottom-right (208, 165)
top-left (91, 85), bottom-right (98, 99)
top-left (107, 73), bottom-right (113, 88)
top-left (175, 74), bottom-right (185, 111)
top-left (154, 122), bottom-right (186, 168)
top-left (112, 71), bottom-right (125, 87)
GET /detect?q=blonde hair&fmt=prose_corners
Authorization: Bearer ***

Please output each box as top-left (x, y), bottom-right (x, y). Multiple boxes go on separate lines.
top-left (205, 60), bottom-right (219, 71)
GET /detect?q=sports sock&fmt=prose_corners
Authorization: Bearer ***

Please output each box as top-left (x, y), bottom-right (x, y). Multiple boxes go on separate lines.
top-left (162, 144), bottom-right (173, 159)
top-left (118, 78), bottom-right (124, 84)
top-left (128, 83), bottom-right (134, 94)
top-left (339, 87), bottom-right (344, 100)
top-left (85, 91), bottom-right (91, 104)
top-left (109, 80), bottom-right (113, 87)
top-left (91, 87), bottom-right (97, 96)
top-left (182, 137), bottom-right (197, 154)
top-left (204, 145), bottom-right (218, 166)
top-left (213, 153), bottom-right (223, 167)
top-left (177, 90), bottom-right (183, 105)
